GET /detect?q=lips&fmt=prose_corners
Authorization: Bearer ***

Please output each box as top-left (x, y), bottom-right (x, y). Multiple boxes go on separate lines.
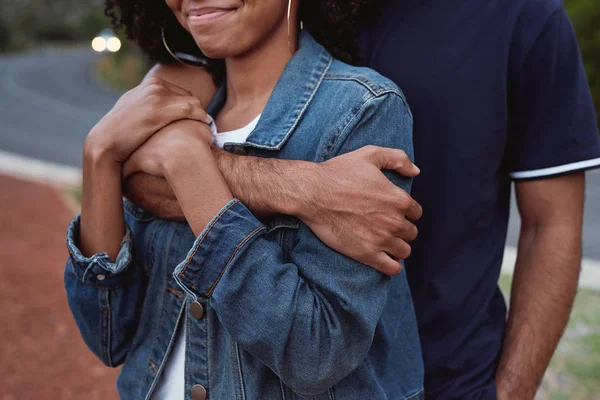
top-left (188, 7), bottom-right (233, 16)
top-left (187, 7), bottom-right (235, 24)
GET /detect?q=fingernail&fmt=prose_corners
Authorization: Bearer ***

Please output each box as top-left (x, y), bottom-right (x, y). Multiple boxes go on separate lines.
top-left (413, 164), bottom-right (420, 173)
top-left (206, 114), bottom-right (214, 123)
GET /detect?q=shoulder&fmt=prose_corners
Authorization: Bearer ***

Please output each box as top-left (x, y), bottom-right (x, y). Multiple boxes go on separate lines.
top-left (288, 57), bottom-right (413, 162)
top-left (321, 59), bottom-right (412, 119)
top-left (516, 0), bottom-right (564, 19)
top-left (509, 0), bottom-right (576, 70)
top-left (317, 61), bottom-right (413, 157)
top-left (325, 59), bottom-right (405, 98)
top-left (512, 0), bottom-right (568, 49)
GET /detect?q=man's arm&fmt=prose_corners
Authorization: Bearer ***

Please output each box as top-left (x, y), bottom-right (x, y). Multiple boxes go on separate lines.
top-left (496, 172), bottom-right (585, 399)
top-left (126, 141), bottom-right (422, 275)
top-left (125, 65), bottom-right (422, 275)
top-left (124, 147), bottom-right (304, 220)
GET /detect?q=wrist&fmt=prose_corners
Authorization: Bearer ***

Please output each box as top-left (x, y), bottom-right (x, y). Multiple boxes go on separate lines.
top-left (283, 161), bottom-right (317, 217)
top-left (213, 149), bottom-right (315, 217)
top-left (239, 156), bottom-right (312, 217)
top-left (162, 140), bottom-right (213, 182)
top-left (496, 368), bottom-right (538, 400)
top-left (84, 132), bottom-right (119, 167)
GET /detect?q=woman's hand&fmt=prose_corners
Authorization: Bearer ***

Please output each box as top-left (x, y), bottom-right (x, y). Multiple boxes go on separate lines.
top-left (123, 119), bottom-right (214, 178)
top-left (123, 119), bottom-right (231, 235)
top-left (84, 77), bottom-right (212, 165)
top-left (79, 80), bottom-right (210, 258)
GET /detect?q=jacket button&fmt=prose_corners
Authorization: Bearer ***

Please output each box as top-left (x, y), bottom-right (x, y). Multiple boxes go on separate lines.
top-left (191, 384), bottom-right (207, 400)
top-left (190, 301), bottom-right (204, 320)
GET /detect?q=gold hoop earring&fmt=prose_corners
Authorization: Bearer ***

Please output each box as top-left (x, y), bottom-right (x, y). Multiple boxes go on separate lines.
top-left (161, 25), bottom-right (208, 68)
top-left (287, 0), bottom-right (294, 54)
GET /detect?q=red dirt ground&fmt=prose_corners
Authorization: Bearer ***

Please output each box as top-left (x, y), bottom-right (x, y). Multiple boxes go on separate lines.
top-left (0, 175), bottom-right (119, 399)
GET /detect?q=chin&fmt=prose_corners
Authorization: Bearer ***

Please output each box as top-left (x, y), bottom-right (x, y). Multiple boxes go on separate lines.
top-left (199, 47), bottom-right (230, 60)
top-left (195, 39), bottom-right (246, 60)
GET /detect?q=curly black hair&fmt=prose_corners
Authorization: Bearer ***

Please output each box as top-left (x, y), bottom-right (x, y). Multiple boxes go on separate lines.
top-left (104, 0), bottom-right (381, 79)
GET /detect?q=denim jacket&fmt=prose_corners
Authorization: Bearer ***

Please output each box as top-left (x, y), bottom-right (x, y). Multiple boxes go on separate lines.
top-left (65, 31), bottom-right (424, 400)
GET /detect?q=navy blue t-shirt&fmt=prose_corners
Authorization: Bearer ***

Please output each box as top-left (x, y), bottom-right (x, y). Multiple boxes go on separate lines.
top-left (360, 0), bottom-right (600, 399)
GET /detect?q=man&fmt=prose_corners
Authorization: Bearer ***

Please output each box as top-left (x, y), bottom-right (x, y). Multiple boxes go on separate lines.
top-left (125, 0), bottom-right (600, 398)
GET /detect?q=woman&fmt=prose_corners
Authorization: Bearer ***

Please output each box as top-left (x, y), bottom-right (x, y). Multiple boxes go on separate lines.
top-left (65, 0), bottom-right (424, 399)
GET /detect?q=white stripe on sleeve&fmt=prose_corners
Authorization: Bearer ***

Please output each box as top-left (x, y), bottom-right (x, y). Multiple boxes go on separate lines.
top-left (510, 157), bottom-right (600, 180)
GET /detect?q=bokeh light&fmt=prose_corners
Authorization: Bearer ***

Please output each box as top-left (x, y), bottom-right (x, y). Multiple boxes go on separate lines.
top-left (106, 37), bottom-right (121, 52)
top-left (91, 37), bottom-right (106, 52)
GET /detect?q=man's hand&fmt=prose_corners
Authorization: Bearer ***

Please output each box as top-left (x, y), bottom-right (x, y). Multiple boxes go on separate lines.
top-left (124, 174), bottom-right (185, 221)
top-left (298, 146), bottom-right (422, 275)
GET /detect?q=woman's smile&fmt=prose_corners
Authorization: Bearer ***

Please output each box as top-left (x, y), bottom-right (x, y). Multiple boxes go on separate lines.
top-left (186, 6), bottom-right (236, 26)
top-left (167, 0), bottom-right (290, 60)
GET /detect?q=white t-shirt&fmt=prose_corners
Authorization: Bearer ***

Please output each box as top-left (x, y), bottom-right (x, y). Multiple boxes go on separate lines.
top-left (212, 114), bottom-right (261, 148)
top-left (151, 114), bottom-right (260, 400)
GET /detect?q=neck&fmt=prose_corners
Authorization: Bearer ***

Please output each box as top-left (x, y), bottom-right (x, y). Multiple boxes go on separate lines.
top-left (222, 20), bottom-right (299, 116)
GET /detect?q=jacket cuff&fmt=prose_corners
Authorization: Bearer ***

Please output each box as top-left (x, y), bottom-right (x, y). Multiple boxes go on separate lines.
top-left (174, 199), bottom-right (265, 298)
top-left (66, 214), bottom-right (134, 287)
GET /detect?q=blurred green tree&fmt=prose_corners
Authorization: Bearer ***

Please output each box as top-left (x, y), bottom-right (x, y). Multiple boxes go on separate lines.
top-left (78, 6), bottom-right (112, 39)
top-left (0, 0), bottom-right (109, 51)
top-left (566, 0), bottom-right (600, 127)
top-left (0, 19), bottom-right (10, 52)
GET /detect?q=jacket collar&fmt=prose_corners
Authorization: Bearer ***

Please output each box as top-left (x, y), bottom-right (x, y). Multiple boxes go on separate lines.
top-left (205, 30), bottom-right (332, 150)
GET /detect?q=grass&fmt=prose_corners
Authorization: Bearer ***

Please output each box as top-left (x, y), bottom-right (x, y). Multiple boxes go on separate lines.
top-left (498, 275), bottom-right (600, 400)
top-left (67, 186), bottom-right (82, 204)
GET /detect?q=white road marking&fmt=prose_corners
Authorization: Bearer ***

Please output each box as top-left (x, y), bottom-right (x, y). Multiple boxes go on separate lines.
top-left (0, 149), bottom-right (81, 186)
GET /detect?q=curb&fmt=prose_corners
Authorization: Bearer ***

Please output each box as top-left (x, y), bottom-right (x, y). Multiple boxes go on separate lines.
top-left (0, 149), bottom-right (81, 186)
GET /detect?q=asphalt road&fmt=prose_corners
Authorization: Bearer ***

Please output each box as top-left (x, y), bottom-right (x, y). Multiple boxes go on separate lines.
top-left (0, 47), bottom-right (120, 167)
top-left (1, 47), bottom-right (599, 260)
